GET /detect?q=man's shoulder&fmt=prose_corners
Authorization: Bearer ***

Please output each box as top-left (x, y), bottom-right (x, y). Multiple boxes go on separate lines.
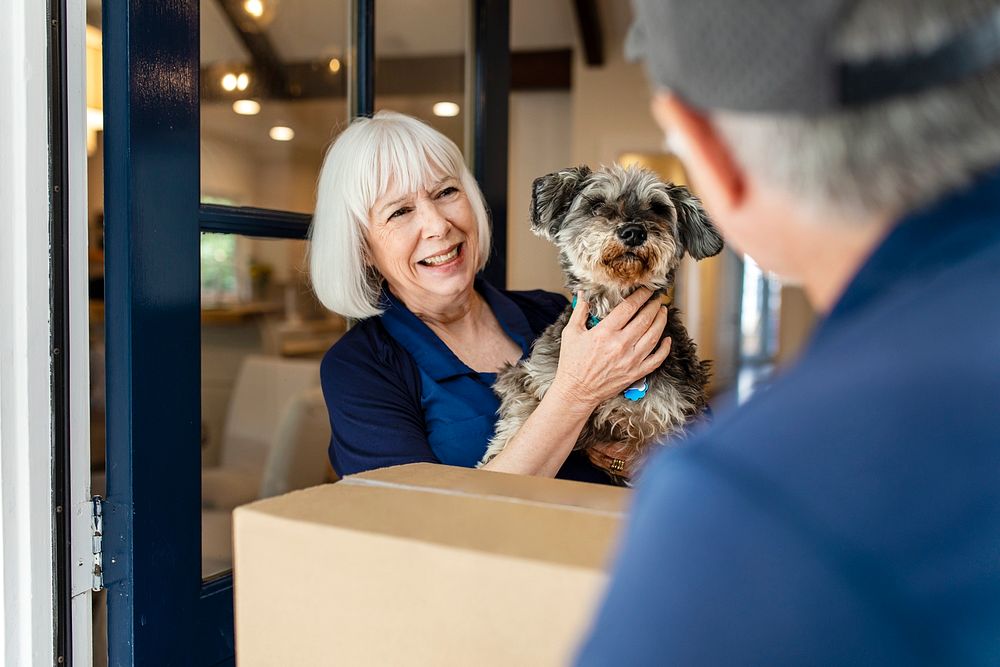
top-left (672, 276), bottom-right (1000, 555)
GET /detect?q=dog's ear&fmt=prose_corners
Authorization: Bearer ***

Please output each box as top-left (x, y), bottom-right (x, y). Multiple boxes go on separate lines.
top-left (530, 165), bottom-right (592, 240)
top-left (667, 183), bottom-right (723, 260)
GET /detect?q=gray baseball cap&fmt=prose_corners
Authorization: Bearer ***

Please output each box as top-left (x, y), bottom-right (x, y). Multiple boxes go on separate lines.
top-left (626, 0), bottom-right (1000, 114)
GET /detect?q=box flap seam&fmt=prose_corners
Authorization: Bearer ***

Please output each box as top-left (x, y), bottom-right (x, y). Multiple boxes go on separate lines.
top-left (339, 477), bottom-right (625, 518)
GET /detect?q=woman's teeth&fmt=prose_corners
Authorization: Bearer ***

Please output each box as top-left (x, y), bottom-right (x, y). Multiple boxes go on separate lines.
top-left (420, 245), bottom-right (460, 266)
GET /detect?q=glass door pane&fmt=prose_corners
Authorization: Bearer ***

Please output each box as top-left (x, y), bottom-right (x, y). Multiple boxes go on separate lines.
top-left (200, 233), bottom-right (345, 578)
top-left (374, 0), bottom-right (468, 152)
top-left (201, 0), bottom-right (351, 213)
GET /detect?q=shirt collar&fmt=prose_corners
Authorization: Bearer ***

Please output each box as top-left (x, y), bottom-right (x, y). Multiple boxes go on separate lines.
top-left (379, 275), bottom-right (536, 381)
top-left (814, 166), bottom-right (1000, 346)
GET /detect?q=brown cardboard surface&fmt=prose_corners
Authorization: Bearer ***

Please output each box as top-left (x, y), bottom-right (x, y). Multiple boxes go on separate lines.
top-left (234, 463), bottom-right (631, 666)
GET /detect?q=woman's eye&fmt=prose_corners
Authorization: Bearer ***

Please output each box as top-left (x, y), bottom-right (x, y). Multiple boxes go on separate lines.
top-left (436, 186), bottom-right (458, 198)
top-left (388, 207), bottom-right (411, 221)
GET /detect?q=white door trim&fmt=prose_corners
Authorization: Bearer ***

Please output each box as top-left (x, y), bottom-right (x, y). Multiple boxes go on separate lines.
top-left (66, 0), bottom-right (95, 664)
top-left (0, 0), bottom-right (57, 664)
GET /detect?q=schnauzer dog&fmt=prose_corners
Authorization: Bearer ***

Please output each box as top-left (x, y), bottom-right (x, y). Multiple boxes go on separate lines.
top-left (479, 164), bottom-right (723, 478)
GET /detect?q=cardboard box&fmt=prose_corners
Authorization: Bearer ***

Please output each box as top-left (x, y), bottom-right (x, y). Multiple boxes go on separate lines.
top-left (233, 463), bottom-right (631, 666)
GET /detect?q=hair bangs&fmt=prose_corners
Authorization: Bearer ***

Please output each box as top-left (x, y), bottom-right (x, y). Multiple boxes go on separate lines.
top-left (362, 121), bottom-right (462, 222)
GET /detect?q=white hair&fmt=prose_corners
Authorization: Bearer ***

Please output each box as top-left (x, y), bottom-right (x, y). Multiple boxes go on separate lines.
top-left (713, 0), bottom-right (1000, 221)
top-left (309, 110), bottom-right (491, 319)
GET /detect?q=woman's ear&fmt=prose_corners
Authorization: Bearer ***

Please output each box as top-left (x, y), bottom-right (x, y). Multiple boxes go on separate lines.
top-left (666, 184), bottom-right (724, 260)
top-left (530, 165), bottom-right (592, 240)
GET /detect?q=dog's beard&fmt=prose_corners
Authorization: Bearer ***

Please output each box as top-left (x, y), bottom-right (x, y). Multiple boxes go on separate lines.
top-left (600, 242), bottom-right (658, 283)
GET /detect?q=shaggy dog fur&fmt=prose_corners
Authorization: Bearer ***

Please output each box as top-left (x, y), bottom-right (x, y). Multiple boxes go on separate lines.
top-left (479, 164), bottom-right (723, 478)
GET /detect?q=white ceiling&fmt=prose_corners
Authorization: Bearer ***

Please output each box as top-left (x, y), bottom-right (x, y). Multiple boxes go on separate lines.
top-left (91, 0), bottom-right (604, 154)
top-left (200, 93), bottom-right (463, 152)
top-left (200, 0), bottom-right (577, 65)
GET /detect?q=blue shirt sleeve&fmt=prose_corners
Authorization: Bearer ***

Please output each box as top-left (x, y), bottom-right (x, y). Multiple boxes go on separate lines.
top-left (320, 326), bottom-right (438, 477)
top-left (574, 448), bottom-right (918, 666)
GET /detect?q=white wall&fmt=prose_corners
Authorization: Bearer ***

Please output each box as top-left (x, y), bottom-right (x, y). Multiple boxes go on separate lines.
top-left (505, 1), bottom-right (666, 294)
top-left (0, 0), bottom-right (57, 664)
top-left (570, 0), bottom-right (664, 168)
top-left (506, 92), bottom-right (573, 293)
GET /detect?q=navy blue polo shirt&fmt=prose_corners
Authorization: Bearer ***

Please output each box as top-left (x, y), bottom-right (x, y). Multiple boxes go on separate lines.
top-left (577, 169), bottom-right (1000, 665)
top-left (320, 276), bottom-right (612, 484)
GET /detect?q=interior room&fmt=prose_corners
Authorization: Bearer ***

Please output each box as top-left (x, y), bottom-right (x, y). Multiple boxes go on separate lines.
top-left (6, 0), bottom-right (837, 664)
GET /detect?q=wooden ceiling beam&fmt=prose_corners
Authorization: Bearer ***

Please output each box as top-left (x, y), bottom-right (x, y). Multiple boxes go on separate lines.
top-left (213, 0), bottom-right (289, 95)
top-left (571, 0), bottom-right (604, 67)
top-left (200, 49), bottom-right (573, 102)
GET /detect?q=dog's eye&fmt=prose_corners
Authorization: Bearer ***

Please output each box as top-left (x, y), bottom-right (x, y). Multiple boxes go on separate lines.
top-left (650, 201), bottom-right (672, 218)
top-left (587, 198), bottom-right (606, 215)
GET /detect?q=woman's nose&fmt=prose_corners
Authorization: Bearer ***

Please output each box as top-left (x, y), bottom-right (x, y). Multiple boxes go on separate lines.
top-left (418, 200), bottom-right (451, 237)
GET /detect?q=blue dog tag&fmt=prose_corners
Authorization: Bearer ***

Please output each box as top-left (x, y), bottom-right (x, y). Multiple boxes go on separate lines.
top-left (624, 376), bottom-right (649, 401)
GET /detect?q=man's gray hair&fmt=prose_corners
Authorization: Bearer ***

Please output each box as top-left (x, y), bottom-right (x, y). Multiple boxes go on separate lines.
top-left (713, 0), bottom-right (1000, 220)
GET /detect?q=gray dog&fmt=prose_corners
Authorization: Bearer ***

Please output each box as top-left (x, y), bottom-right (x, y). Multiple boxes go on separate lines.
top-left (480, 164), bottom-right (723, 478)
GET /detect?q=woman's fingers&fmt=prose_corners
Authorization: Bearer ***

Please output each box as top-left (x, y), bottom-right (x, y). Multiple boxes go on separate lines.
top-left (632, 305), bottom-right (668, 356)
top-left (586, 442), bottom-right (637, 480)
top-left (567, 291), bottom-right (590, 331)
top-left (638, 336), bottom-right (672, 375)
top-left (593, 440), bottom-right (631, 459)
top-left (601, 288), bottom-right (653, 330)
top-left (623, 298), bottom-right (666, 345)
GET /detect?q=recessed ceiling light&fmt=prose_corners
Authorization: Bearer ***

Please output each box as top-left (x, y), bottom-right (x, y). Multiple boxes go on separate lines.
top-left (221, 73), bottom-right (237, 91)
top-left (328, 58), bottom-right (341, 74)
top-left (236, 73), bottom-right (249, 91)
top-left (244, 0), bottom-right (264, 18)
top-left (433, 102), bottom-right (460, 117)
top-left (232, 99), bottom-right (261, 115)
top-left (269, 126), bottom-right (294, 141)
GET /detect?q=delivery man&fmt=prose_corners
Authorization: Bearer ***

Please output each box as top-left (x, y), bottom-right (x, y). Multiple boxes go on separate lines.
top-left (577, 0), bottom-right (1000, 664)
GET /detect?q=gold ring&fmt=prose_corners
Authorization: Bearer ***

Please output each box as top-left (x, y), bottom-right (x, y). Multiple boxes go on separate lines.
top-left (610, 458), bottom-right (625, 473)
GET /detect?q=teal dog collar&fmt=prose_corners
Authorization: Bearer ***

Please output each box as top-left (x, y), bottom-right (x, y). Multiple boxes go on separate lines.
top-left (571, 294), bottom-right (603, 329)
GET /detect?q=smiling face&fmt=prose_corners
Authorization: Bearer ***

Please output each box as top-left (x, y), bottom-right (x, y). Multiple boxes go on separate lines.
top-left (366, 174), bottom-right (481, 311)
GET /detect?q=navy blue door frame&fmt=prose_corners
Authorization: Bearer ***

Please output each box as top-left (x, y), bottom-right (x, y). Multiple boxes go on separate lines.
top-left (474, 0), bottom-right (510, 288)
top-left (103, 0), bottom-right (210, 663)
top-left (103, 1), bottom-right (508, 664)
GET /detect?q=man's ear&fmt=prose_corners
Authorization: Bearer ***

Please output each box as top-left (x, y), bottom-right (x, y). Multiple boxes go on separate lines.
top-left (667, 183), bottom-right (724, 260)
top-left (651, 92), bottom-right (745, 214)
top-left (530, 165), bottom-right (592, 240)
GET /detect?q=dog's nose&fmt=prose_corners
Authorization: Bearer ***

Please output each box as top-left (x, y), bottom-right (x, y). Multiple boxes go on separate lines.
top-left (618, 224), bottom-right (647, 247)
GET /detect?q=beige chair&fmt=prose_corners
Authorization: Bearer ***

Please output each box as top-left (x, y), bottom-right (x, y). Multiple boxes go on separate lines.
top-left (202, 354), bottom-right (320, 510)
top-left (258, 386), bottom-right (336, 499)
top-left (202, 354), bottom-right (324, 576)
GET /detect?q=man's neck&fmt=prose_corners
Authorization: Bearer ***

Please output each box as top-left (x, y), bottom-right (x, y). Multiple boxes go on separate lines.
top-left (796, 213), bottom-right (892, 313)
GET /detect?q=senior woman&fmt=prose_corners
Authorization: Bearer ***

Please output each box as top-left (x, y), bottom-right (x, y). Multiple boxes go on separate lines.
top-left (310, 111), bottom-right (669, 483)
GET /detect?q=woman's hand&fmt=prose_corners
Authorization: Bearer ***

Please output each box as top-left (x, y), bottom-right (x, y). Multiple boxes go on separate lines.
top-left (550, 288), bottom-right (672, 410)
top-left (586, 441), bottom-right (643, 481)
